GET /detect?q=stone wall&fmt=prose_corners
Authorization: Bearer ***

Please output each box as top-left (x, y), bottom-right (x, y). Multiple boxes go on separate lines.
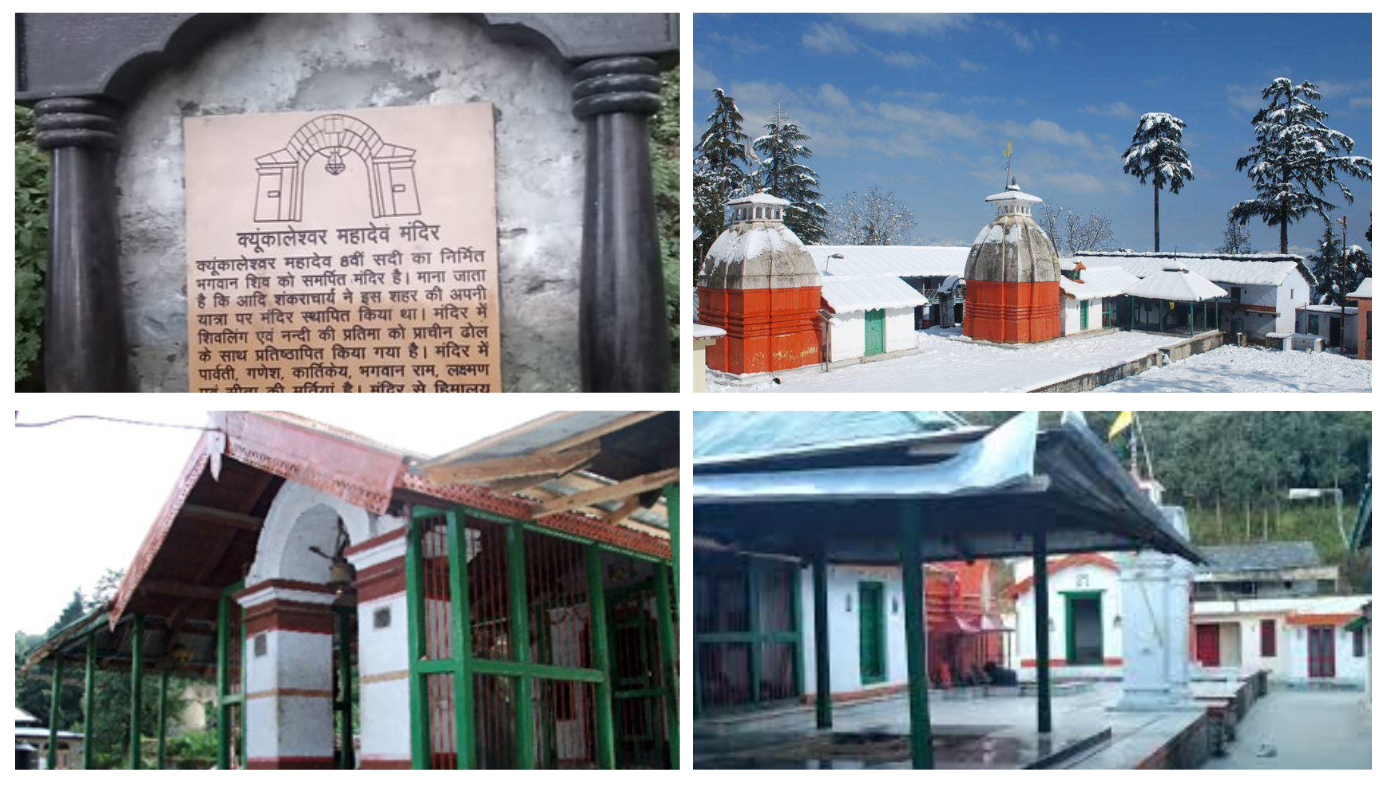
top-left (117, 14), bottom-right (585, 391)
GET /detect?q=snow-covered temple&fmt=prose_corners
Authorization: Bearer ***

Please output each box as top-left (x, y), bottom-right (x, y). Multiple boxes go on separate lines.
top-left (962, 181), bottom-right (1063, 344)
top-left (697, 193), bottom-right (823, 375)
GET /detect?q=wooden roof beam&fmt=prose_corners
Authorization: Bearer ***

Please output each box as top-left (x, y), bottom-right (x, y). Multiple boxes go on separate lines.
top-left (180, 504), bottom-right (264, 531)
top-left (421, 442), bottom-right (600, 486)
top-left (138, 580), bottom-right (224, 601)
top-left (531, 467), bottom-right (678, 519)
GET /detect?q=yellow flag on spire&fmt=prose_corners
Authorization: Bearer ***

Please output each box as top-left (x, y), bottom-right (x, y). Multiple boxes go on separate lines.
top-left (1004, 140), bottom-right (1013, 158)
top-left (1108, 411), bottom-right (1134, 441)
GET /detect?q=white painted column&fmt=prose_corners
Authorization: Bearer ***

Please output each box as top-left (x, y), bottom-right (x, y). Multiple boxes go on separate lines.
top-left (1165, 558), bottom-right (1195, 702)
top-left (237, 582), bottom-right (338, 769)
top-left (345, 527), bottom-right (412, 770)
top-left (1114, 551), bottom-right (1175, 710)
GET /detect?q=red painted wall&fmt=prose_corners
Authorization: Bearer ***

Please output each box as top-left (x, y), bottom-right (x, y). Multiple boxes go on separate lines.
top-left (963, 280), bottom-right (1062, 343)
top-left (698, 285), bottom-right (823, 374)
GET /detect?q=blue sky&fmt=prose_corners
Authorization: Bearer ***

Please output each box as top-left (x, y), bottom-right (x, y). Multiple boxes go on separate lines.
top-left (694, 13), bottom-right (1373, 255)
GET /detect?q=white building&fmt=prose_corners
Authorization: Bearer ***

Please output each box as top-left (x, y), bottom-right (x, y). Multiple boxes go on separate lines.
top-left (1058, 264), bottom-right (1139, 335)
top-left (806, 245), bottom-right (971, 329)
top-left (820, 276), bottom-right (927, 366)
top-left (1296, 304), bottom-right (1359, 352)
top-left (1079, 251), bottom-right (1315, 341)
top-left (799, 564), bottom-right (913, 699)
top-left (1006, 553), bottom-right (1125, 680)
top-left (1192, 595), bottom-right (1371, 686)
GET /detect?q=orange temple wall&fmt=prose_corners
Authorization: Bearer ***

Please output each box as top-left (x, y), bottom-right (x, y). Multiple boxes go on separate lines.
top-left (698, 286), bottom-right (822, 375)
top-left (963, 280), bottom-right (1062, 343)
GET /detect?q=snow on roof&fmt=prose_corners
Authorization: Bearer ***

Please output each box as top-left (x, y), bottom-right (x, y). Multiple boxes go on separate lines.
top-left (1059, 267), bottom-right (1140, 300)
top-left (1300, 304), bottom-right (1358, 315)
top-left (985, 183), bottom-right (1043, 205)
top-left (706, 221), bottom-right (805, 262)
top-left (1123, 266), bottom-right (1227, 302)
top-left (1078, 250), bottom-right (1312, 287)
top-left (691, 323), bottom-right (727, 339)
top-left (1349, 277), bottom-right (1372, 299)
top-left (807, 245), bottom-right (970, 279)
top-left (728, 192), bottom-right (790, 207)
top-left (822, 275), bottom-right (929, 313)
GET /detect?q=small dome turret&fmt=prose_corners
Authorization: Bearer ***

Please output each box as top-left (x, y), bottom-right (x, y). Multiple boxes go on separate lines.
top-left (699, 192), bottom-right (821, 290)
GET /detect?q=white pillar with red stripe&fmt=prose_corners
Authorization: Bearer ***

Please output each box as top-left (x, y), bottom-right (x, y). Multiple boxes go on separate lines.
top-left (237, 581), bottom-right (338, 769)
top-left (345, 526), bottom-right (412, 769)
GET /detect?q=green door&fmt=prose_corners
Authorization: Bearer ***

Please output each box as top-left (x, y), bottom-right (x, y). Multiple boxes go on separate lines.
top-left (865, 310), bottom-right (885, 356)
top-left (1079, 299), bottom-right (1089, 330)
top-left (858, 582), bottom-right (886, 684)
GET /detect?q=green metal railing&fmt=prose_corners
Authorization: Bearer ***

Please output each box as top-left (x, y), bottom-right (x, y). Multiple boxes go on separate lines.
top-left (405, 503), bottom-right (676, 769)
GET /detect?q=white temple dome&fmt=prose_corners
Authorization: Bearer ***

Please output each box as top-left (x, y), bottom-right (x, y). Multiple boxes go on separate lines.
top-left (699, 192), bottom-right (822, 290)
top-left (964, 181), bottom-right (1060, 284)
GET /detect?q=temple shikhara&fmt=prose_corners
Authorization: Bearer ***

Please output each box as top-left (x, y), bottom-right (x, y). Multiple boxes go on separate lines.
top-left (962, 181), bottom-right (1062, 344)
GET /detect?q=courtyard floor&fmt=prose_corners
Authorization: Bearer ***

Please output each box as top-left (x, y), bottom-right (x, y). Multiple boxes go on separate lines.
top-left (706, 329), bottom-right (1370, 393)
top-left (1096, 345), bottom-right (1371, 392)
top-left (1202, 688), bottom-right (1372, 770)
top-left (696, 682), bottom-right (1203, 769)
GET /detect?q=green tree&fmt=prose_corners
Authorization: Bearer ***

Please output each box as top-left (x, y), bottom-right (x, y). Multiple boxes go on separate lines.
top-left (651, 66), bottom-right (680, 391)
top-left (15, 105), bottom-right (50, 386)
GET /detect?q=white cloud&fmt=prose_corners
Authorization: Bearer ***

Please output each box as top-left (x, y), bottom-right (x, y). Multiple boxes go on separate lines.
top-left (693, 63), bottom-right (720, 94)
top-left (957, 59), bottom-right (988, 72)
top-left (1014, 118), bottom-right (1094, 150)
top-left (1040, 172), bottom-right (1107, 194)
top-left (802, 21), bottom-right (860, 55)
top-left (879, 50), bottom-right (929, 69)
top-left (819, 83), bottom-right (852, 110)
top-left (1079, 101), bottom-right (1134, 119)
top-left (843, 13), bottom-right (973, 36)
top-left (1225, 84), bottom-right (1264, 113)
top-left (1349, 96), bottom-right (1371, 111)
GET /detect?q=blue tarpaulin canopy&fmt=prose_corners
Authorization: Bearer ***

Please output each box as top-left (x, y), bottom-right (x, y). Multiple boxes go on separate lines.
top-left (694, 411), bottom-right (1201, 565)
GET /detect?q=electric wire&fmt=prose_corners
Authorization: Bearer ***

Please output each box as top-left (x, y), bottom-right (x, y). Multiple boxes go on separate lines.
top-left (14, 414), bottom-right (221, 432)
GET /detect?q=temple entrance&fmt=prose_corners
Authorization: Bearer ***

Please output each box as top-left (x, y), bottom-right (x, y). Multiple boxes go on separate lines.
top-left (1308, 626), bottom-right (1336, 678)
top-left (1064, 592), bottom-right (1103, 665)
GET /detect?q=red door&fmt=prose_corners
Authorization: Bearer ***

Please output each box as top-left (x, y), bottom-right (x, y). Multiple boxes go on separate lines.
top-left (1196, 624), bottom-right (1221, 666)
top-left (1308, 626), bottom-right (1336, 678)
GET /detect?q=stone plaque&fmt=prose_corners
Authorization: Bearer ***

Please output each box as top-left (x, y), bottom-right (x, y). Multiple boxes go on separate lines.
top-left (184, 104), bottom-right (501, 392)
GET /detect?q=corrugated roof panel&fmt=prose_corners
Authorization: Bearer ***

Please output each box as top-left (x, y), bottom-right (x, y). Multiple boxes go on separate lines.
top-left (807, 245), bottom-right (970, 278)
top-left (693, 411), bottom-right (968, 461)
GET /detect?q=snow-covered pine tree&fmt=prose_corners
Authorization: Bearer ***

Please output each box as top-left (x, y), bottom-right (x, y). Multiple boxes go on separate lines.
top-left (1308, 224), bottom-right (1343, 304)
top-left (1231, 78), bottom-right (1373, 254)
top-left (1122, 112), bottom-right (1193, 252)
top-left (1215, 212), bottom-right (1253, 254)
top-left (692, 88), bottom-right (750, 270)
top-left (1308, 224), bottom-right (1372, 306)
top-left (754, 102), bottom-right (828, 244)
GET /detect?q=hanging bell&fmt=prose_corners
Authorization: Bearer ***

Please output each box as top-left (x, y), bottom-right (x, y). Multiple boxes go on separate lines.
top-left (328, 557), bottom-right (356, 595)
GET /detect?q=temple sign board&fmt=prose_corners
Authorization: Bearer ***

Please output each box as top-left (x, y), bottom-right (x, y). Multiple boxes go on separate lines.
top-left (185, 103), bottom-right (501, 392)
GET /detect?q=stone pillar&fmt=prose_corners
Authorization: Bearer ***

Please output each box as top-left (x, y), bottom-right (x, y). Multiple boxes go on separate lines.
top-left (572, 56), bottom-right (670, 392)
top-left (1165, 557), bottom-right (1195, 703)
top-left (345, 529), bottom-right (411, 770)
top-left (33, 97), bottom-right (127, 391)
top-left (1114, 551), bottom-right (1173, 710)
top-left (237, 582), bottom-right (337, 769)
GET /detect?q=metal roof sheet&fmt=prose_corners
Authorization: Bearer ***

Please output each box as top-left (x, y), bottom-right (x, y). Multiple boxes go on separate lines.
top-left (822, 275), bottom-right (929, 312)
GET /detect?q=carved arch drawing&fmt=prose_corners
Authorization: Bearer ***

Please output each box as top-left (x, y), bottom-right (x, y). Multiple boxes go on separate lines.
top-left (253, 113), bottom-right (420, 222)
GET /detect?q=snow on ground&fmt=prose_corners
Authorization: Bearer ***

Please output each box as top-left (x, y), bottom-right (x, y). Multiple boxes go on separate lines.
top-left (712, 328), bottom-right (1179, 393)
top-left (1096, 344), bottom-right (1371, 392)
top-left (704, 328), bottom-right (1372, 393)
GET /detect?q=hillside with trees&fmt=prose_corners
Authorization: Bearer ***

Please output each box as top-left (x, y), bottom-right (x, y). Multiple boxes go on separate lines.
top-left (959, 411), bottom-right (1371, 590)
